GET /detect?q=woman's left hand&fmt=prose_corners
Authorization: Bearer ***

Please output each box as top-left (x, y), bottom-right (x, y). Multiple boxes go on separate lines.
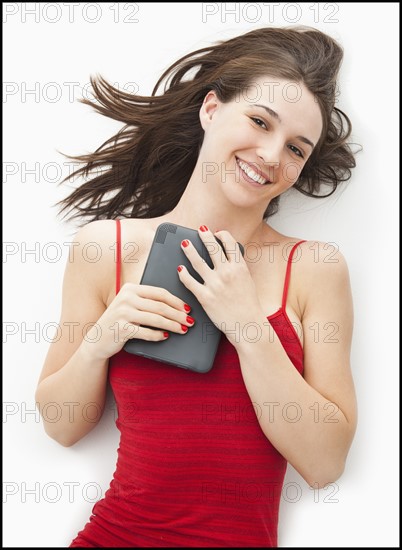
top-left (177, 226), bottom-right (265, 348)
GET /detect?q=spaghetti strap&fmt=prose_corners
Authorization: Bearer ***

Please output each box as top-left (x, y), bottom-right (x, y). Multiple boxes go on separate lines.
top-left (116, 219), bottom-right (121, 295)
top-left (281, 240), bottom-right (306, 309)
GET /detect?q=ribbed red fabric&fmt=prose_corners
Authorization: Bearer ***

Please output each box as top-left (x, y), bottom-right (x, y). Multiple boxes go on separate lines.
top-left (69, 221), bottom-right (305, 547)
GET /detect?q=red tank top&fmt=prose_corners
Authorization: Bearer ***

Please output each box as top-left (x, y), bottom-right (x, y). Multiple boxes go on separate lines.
top-left (70, 220), bottom-right (305, 548)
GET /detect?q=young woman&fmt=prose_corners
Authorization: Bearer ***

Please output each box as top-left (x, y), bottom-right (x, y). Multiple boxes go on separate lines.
top-left (35, 26), bottom-right (358, 547)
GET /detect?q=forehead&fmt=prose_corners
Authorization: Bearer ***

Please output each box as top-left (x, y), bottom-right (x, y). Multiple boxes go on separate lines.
top-left (240, 76), bottom-right (316, 108)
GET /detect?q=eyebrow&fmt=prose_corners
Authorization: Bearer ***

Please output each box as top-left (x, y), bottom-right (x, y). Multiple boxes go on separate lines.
top-left (253, 103), bottom-right (315, 149)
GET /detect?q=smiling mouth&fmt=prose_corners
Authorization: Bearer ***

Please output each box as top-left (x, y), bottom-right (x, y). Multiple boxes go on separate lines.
top-left (235, 157), bottom-right (272, 185)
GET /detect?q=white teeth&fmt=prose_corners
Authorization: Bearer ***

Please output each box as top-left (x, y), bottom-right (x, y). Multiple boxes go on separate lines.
top-left (236, 159), bottom-right (268, 185)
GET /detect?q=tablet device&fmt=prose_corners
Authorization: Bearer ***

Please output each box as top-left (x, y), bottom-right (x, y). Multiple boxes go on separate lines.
top-left (123, 222), bottom-right (244, 373)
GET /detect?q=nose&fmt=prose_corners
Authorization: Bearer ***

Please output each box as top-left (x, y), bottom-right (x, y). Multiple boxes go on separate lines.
top-left (256, 143), bottom-right (281, 169)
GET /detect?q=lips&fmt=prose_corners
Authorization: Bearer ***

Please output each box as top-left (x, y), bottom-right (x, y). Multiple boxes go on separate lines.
top-left (235, 157), bottom-right (272, 185)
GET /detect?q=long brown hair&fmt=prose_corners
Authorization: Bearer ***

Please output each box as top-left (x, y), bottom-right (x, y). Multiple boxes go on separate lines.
top-left (56, 26), bottom-right (358, 225)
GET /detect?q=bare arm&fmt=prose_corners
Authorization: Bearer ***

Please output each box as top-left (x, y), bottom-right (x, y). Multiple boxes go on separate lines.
top-left (35, 221), bottom-right (114, 446)
top-left (235, 243), bottom-right (358, 488)
top-left (35, 220), bottom-right (195, 447)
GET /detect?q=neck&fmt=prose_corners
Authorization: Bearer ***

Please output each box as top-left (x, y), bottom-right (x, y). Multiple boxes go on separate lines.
top-left (156, 163), bottom-right (271, 246)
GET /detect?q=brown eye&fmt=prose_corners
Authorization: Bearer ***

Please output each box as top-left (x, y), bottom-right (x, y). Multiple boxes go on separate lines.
top-left (251, 117), bottom-right (268, 130)
top-left (288, 145), bottom-right (304, 159)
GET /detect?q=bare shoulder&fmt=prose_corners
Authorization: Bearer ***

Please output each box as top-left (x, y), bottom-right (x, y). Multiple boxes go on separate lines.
top-left (291, 240), bottom-right (352, 319)
top-left (67, 219), bottom-right (123, 305)
top-left (73, 217), bottom-right (151, 242)
top-left (261, 227), bottom-right (353, 327)
top-left (72, 218), bottom-right (125, 245)
top-left (72, 218), bottom-right (154, 300)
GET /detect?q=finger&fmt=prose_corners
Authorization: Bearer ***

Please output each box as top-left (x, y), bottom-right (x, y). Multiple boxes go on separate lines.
top-left (128, 309), bottom-right (193, 334)
top-left (133, 296), bottom-right (195, 328)
top-left (213, 229), bottom-right (242, 263)
top-left (134, 284), bottom-right (190, 313)
top-left (180, 238), bottom-right (213, 278)
top-left (177, 263), bottom-right (205, 298)
top-left (123, 323), bottom-right (170, 342)
top-left (197, 225), bottom-right (228, 268)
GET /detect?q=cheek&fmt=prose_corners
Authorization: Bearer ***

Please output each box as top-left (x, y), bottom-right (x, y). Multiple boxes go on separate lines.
top-left (282, 162), bottom-right (303, 183)
top-left (221, 123), bottom-right (255, 151)
top-left (205, 123), bottom-right (246, 153)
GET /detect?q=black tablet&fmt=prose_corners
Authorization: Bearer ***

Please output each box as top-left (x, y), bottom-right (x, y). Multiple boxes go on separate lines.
top-left (123, 222), bottom-right (244, 373)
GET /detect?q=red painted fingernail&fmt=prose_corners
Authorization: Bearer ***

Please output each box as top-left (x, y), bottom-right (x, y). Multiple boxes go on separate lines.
top-left (199, 225), bottom-right (208, 232)
top-left (181, 325), bottom-right (188, 333)
top-left (163, 332), bottom-right (169, 338)
top-left (177, 265), bottom-right (183, 272)
top-left (184, 304), bottom-right (191, 312)
top-left (186, 316), bottom-right (195, 325)
top-left (181, 239), bottom-right (190, 247)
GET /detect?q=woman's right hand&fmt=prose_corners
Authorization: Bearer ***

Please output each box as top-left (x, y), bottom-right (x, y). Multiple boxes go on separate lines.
top-left (82, 283), bottom-right (195, 361)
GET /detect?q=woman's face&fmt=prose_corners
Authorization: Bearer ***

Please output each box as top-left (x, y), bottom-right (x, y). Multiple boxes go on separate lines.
top-left (199, 76), bottom-right (323, 208)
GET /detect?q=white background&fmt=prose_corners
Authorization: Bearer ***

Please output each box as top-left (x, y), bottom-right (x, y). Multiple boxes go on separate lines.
top-left (3, 2), bottom-right (399, 547)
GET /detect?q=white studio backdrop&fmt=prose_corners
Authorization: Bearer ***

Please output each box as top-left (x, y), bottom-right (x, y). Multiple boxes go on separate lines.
top-left (3, 2), bottom-right (399, 547)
